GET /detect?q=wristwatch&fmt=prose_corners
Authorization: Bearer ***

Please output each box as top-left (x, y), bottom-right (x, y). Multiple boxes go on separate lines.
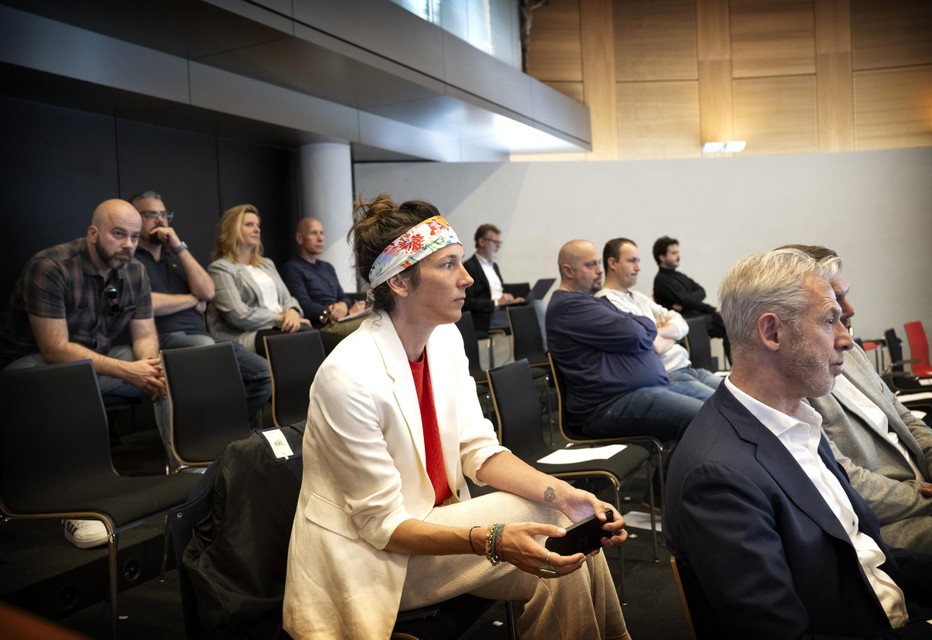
top-left (173, 241), bottom-right (190, 255)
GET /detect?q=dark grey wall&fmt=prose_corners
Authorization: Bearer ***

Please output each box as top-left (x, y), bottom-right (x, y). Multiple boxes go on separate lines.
top-left (0, 96), bottom-right (300, 308)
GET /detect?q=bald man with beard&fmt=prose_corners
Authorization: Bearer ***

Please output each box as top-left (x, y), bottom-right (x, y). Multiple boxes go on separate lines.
top-left (0, 198), bottom-right (167, 549)
top-left (545, 239), bottom-right (704, 441)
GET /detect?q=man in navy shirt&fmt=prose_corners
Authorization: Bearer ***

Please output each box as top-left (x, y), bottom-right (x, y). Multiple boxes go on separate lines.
top-left (130, 191), bottom-right (271, 423)
top-left (281, 217), bottom-right (365, 327)
top-left (546, 240), bottom-right (704, 440)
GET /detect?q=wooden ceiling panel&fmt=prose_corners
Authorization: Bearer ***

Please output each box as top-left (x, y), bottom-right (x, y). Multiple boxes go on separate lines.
top-left (526, 0), bottom-right (583, 82)
top-left (854, 66), bottom-right (932, 150)
top-left (731, 0), bottom-right (816, 78)
top-left (617, 80), bottom-right (700, 158)
top-left (851, 0), bottom-right (932, 71)
top-left (734, 75), bottom-right (818, 154)
top-left (614, 0), bottom-right (698, 81)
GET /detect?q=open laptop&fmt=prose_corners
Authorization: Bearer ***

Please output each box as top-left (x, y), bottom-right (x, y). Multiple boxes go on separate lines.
top-left (522, 277), bottom-right (556, 304)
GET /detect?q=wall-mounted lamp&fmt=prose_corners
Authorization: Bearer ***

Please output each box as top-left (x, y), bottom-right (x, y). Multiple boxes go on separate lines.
top-left (702, 141), bottom-right (747, 153)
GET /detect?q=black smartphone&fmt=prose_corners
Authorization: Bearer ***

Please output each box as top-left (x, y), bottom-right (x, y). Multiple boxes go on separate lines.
top-left (545, 509), bottom-right (614, 556)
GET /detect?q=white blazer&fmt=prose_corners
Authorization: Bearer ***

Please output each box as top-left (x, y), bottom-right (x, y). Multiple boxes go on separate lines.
top-left (283, 311), bottom-right (506, 639)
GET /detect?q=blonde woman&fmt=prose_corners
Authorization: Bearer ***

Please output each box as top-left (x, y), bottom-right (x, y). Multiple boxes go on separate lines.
top-left (207, 204), bottom-right (309, 355)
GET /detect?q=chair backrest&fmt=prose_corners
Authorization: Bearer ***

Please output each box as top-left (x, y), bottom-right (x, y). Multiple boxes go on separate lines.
top-left (903, 321), bottom-right (931, 377)
top-left (0, 360), bottom-right (113, 514)
top-left (486, 360), bottom-right (546, 455)
top-left (884, 327), bottom-right (907, 373)
top-left (454, 311), bottom-right (486, 380)
top-left (162, 343), bottom-right (253, 467)
top-left (684, 316), bottom-right (716, 371)
top-left (264, 330), bottom-right (326, 428)
top-left (547, 351), bottom-right (611, 445)
top-left (508, 305), bottom-right (547, 367)
top-left (669, 556), bottom-right (698, 640)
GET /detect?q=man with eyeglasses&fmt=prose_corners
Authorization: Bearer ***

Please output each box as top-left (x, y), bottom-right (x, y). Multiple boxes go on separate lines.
top-left (463, 224), bottom-right (524, 334)
top-left (0, 198), bottom-right (167, 549)
top-left (130, 190), bottom-right (271, 424)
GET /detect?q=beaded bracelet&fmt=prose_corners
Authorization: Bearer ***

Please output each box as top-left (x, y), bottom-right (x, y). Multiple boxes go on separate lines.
top-left (485, 523), bottom-right (504, 566)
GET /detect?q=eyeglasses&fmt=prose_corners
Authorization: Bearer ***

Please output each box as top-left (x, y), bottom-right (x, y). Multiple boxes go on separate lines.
top-left (140, 210), bottom-right (175, 223)
top-left (483, 237), bottom-right (503, 247)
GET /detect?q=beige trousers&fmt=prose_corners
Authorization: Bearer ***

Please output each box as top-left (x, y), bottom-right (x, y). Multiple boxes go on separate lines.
top-left (399, 492), bottom-right (630, 640)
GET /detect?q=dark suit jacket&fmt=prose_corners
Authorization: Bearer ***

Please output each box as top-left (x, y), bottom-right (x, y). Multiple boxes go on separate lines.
top-left (663, 384), bottom-right (932, 640)
top-left (463, 254), bottom-right (502, 334)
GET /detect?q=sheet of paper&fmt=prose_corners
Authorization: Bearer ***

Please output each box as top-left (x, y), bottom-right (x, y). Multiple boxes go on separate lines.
top-left (537, 444), bottom-right (627, 465)
top-left (898, 391), bottom-right (932, 402)
top-left (622, 510), bottom-right (662, 532)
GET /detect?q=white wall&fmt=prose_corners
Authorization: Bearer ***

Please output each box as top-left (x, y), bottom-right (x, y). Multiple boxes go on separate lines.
top-left (354, 147), bottom-right (932, 353)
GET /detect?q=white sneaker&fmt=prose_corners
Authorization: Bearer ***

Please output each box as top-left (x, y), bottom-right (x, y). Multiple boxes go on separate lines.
top-left (63, 519), bottom-right (109, 549)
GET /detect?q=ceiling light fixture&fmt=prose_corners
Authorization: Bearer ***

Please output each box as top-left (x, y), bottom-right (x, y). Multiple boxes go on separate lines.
top-left (702, 141), bottom-right (747, 153)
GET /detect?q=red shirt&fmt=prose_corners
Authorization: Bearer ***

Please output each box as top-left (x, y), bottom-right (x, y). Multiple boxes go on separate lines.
top-left (408, 353), bottom-right (452, 506)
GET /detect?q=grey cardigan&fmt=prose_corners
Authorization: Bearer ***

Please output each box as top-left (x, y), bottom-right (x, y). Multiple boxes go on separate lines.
top-left (206, 257), bottom-right (302, 351)
top-left (808, 344), bottom-right (932, 552)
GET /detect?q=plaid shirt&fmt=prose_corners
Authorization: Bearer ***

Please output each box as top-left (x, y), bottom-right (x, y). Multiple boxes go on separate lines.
top-left (0, 238), bottom-right (152, 366)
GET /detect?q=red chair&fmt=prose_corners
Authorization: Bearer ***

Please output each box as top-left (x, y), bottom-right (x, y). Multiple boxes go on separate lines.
top-left (903, 321), bottom-right (932, 378)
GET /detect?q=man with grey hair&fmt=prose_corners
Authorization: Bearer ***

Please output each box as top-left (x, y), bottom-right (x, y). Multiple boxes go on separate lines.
top-left (787, 244), bottom-right (932, 554)
top-left (664, 249), bottom-right (932, 638)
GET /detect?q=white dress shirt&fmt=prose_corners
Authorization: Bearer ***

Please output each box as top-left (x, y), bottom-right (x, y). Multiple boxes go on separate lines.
top-left (725, 377), bottom-right (910, 629)
top-left (476, 254), bottom-right (503, 303)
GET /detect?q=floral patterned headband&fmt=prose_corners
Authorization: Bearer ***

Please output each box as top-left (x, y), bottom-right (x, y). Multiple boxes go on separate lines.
top-left (368, 215), bottom-right (461, 292)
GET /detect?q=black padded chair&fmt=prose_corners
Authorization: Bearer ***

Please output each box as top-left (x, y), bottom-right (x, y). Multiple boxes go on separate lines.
top-left (547, 352), bottom-right (663, 560)
top-left (454, 311), bottom-right (492, 414)
top-left (162, 342), bottom-right (253, 471)
top-left (0, 360), bottom-right (200, 638)
top-left (684, 315), bottom-right (717, 371)
top-left (264, 330), bottom-right (327, 428)
top-left (506, 305), bottom-right (553, 438)
top-left (487, 360), bottom-right (652, 597)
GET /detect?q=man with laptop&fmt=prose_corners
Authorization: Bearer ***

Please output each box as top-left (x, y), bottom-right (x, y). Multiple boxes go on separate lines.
top-left (463, 223), bottom-right (525, 333)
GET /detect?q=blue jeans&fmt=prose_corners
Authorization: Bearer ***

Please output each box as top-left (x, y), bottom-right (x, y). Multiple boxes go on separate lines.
top-left (159, 332), bottom-right (272, 423)
top-left (667, 366), bottom-right (722, 401)
top-left (585, 384), bottom-right (705, 440)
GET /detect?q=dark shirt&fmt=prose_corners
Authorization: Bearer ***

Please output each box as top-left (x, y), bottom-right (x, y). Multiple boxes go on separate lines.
top-left (135, 246), bottom-right (208, 336)
top-left (545, 290), bottom-right (668, 428)
top-left (280, 257), bottom-right (351, 327)
top-left (0, 238), bottom-right (152, 367)
top-left (653, 267), bottom-right (717, 316)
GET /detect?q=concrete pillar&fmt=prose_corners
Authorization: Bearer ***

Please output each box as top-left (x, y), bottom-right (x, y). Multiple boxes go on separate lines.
top-left (299, 142), bottom-right (356, 292)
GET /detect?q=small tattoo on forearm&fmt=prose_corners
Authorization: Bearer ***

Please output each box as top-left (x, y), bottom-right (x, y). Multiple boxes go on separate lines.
top-left (544, 486), bottom-right (556, 502)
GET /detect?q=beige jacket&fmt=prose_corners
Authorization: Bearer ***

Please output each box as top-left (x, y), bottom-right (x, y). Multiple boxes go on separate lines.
top-left (283, 311), bottom-right (505, 639)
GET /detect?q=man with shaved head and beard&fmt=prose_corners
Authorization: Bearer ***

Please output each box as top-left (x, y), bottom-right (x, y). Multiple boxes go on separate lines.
top-left (545, 239), bottom-right (704, 442)
top-left (0, 198), bottom-right (166, 549)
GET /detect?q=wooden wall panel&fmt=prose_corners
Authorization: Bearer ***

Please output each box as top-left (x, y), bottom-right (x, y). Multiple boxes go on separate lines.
top-left (526, 0), bottom-right (583, 82)
top-left (580, 0), bottom-right (618, 159)
top-left (614, 0), bottom-right (698, 81)
top-left (524, 0), bottom-right (930, 159)
top-left (851, 0), bottom-right (932, 71)
top-left (734, 76), bottom-right (818, 155)
top-left (697, 0), bottom-right (734, 144)
top-left (854, 66), bottom-right (932, 150)
top-left (546, 81), bottom-right (585, 103)
top-left (731, 0), bottom-right (816, 78)
top-left (815, 0), bottom-right (854, 152)
top-left (617, 81), bottom-right (700, 159)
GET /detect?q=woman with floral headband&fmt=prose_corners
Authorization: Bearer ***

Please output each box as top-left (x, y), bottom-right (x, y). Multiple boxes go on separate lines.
top-left (283, 195), bottom-right (630, 639)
